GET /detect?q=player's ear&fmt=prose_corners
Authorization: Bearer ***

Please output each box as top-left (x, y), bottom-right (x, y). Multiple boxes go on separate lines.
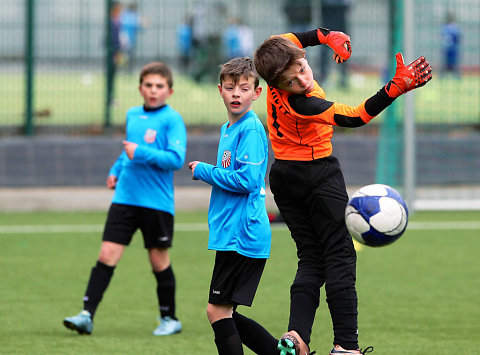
top-left (217, 83), bottom-right (222, 94)
top-left (253, 86), bottom-right (262, 101)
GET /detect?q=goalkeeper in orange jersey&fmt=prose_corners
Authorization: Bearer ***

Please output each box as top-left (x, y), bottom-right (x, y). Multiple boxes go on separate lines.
top-left (252, 28), bottom-right (431, 355)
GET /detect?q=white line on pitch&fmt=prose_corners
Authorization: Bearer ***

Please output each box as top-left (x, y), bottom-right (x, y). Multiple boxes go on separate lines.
top-left (0, 221), bottom-right (480, 235)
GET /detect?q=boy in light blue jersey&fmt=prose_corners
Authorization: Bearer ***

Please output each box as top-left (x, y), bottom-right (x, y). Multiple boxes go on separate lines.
top-left (64, 62), bottom-right (186, 336)
top-left (189, 57), bottom-right (280, 355)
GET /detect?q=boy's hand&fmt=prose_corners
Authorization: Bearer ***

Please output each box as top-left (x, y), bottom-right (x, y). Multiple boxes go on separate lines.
top-left (317, 27), bottom-right (351, 62)
top-left (123, 140), bottom-right (138, 160)
top-left (106, 175), bottom-right (117, 189)
top-left (385, 52), bottom-right (432, 98)
top-left (188, 161), bottom-right (199, 180)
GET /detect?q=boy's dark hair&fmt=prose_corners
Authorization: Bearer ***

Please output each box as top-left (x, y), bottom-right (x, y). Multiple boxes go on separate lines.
top-left (254, 36), bottom-right (306, 88)
top-left (219, 57), bottom-right (260, 88)
top-left (139, 62), bottom-right (173, 88)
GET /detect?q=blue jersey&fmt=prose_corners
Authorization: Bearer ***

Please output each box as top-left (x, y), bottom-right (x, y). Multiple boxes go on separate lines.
top-left (109, 105), bottom-right (187, 215)
top-left (193, 111), bottom-right (271, 259)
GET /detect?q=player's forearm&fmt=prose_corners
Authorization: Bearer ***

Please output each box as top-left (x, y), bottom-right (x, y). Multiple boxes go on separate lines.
top-left (333, 89), bottom-right (395, 127)
top-left (195, 163), bottom-right (258, 194)
top-left (290, 27), bottom-right (349, 49)
top-left (134, 146), bottom-right (185, 170)
top-left (109, 152), bottom-right (126, 176)
top-left (289, 95), bottom-right (367, 127)
top-left (290, 29), bottom-right (321, 48)
top-left (212, 170), bottom-right (255, 193)
top-left (364, 87), bottom-right (396, 117)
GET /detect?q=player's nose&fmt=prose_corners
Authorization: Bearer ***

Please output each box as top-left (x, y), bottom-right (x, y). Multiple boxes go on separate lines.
top-left (299, 77), bottom-right (308, 88)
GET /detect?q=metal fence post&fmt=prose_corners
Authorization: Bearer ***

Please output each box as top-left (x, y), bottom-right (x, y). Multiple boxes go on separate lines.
top-left (104, 0), bottom-right (113, 131)
top-left (24, 0), bottom-right (35, 135)
top-left (403, 0), bottom-right (416, 212)
top-left (375, 0), bottom-right (403, 186)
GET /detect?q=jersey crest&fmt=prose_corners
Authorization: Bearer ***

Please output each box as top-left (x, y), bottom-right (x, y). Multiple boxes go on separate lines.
top-left (144, 129), bottom-right (157, 143)
top-left (221, 150), bottom-right (232, 168)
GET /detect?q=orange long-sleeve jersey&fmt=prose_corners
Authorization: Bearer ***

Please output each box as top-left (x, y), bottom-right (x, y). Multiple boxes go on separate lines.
top-left (267, 31), bottom-right (395, 161)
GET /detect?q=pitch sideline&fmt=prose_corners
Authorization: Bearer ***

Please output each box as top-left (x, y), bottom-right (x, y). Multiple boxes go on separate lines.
top-left (1, 221), bottom-right (480, 235)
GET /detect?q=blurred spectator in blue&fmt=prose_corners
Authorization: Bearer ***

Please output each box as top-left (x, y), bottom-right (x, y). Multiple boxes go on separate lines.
top-left (107, 1), bottom-right (123, 106)
top-left (120, 3), bottom-right (146, 73)
top-left (223, 18), bottom-right (254, 60)
top-left (441, 11), bottom-right (461, 78)
top-left (283, 0), bottom-right (312, 33)
top-left (177, 14), bottom-right (194, 73)
top-left (319, 0), bottom-right (353, 88)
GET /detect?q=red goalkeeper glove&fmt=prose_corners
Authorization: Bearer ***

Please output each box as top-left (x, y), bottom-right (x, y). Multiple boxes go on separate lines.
top-left (317, 27), bottom-right (352, 63)
top-left (385, 52), bottom-right (433, 98)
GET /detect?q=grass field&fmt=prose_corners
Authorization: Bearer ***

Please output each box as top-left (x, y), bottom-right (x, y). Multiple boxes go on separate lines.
top-left (1, 69), bottom-right (479, 128)
top-left (1, 210), bottom-right (480, 354)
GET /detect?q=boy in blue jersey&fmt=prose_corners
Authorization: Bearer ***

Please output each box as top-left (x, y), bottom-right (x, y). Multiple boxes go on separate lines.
top-left (189, 57), bottom-right (278, 355)
top-left (63, 62), bottom-right (186, 336)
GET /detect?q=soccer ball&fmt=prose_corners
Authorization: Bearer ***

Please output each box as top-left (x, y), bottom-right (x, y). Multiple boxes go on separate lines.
top-left (345, 184), bottom-right (408, 247)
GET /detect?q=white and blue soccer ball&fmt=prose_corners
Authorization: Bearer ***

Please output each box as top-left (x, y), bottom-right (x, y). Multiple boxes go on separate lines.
top-left (345, 184), bottom-right (408, 247)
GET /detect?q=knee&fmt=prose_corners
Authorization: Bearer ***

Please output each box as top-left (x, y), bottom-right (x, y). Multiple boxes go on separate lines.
top-left (98, 242), bottom-right (123, 266)
top-left (206, 304), bottom-right (214, 323)
top-left (206, 303), bottom-right (233, 324)
top-left (326, 288), bottom-right (358, 307)
top-left (290, 280), bottom-right (320, 302)
top-left (206, 303), bottom-right (222, 323)
top-left (149, 248), bottom-right (170, 272)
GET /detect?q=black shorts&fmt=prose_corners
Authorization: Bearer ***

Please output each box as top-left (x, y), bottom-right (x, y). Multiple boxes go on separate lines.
top-left (209, 251), bottom-right (266, 307)
top-left (103, 203), bottom-right (174, 249)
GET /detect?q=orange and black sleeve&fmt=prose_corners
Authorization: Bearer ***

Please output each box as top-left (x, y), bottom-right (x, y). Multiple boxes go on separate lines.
top-left (288, 88), bottom-right (395, 128)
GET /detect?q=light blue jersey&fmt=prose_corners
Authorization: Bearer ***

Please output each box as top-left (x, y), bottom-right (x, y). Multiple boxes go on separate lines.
top-left (109, 105), bottom-right (187, 215)
top-left (193, 111), bottom-right (271, 258)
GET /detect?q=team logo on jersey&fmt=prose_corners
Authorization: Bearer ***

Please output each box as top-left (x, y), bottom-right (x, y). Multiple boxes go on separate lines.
top-left (221, 150), bottom-right (232, 168)
top-left (144, 129), bottom-right (157, 143)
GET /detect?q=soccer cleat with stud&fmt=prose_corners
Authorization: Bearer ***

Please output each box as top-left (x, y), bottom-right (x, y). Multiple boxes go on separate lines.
top-left (329, 345), bottom-right (374, 355)
top-left (63, 310), bottom-right (93, 335)
top-left (153, 316), bottom-right (182, 336)
top-left (278, 330), bottom-right (316, 355)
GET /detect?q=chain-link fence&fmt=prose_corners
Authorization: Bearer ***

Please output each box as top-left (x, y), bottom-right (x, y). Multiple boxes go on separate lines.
top-left (4, 0), bottom-right (478, 133)
top-left (1, 0), bottom-right (479, 208)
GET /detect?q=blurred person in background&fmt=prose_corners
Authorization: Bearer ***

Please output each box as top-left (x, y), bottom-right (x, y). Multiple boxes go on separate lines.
top-left (107, 1), bottom-right (123, 106)
top-left (223, 18), bottom-right (254, 61)
top-left (177, 14), bottom-right (194, 74)
top-left (441, 10), bottom-right (461, 78)
top-left (319, 0), bottom-right (353, 88)
top-left (191, 1), bottom-right (227, 83)
top-left (120, 3), bottom-right (147, 73)
top-left (283, 0), bottom-right (312, 33)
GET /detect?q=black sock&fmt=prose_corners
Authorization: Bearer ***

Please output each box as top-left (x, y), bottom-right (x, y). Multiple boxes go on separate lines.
top-left (83, 261), bottom-right (115, 318)
top-left (211, 318), bottom-right (244, 355)
top-left (153, 265), bottom-right (176, 319)
top-left (288, 285), bottom-right (320, 345)
top-left (233, 311), bottom-right (278, 355)
top-left (327, 290), bottom-right (359, 350)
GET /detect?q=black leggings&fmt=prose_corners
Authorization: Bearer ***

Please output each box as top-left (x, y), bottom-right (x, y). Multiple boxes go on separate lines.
top-left (269, 156), bottom-right (358, 350)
